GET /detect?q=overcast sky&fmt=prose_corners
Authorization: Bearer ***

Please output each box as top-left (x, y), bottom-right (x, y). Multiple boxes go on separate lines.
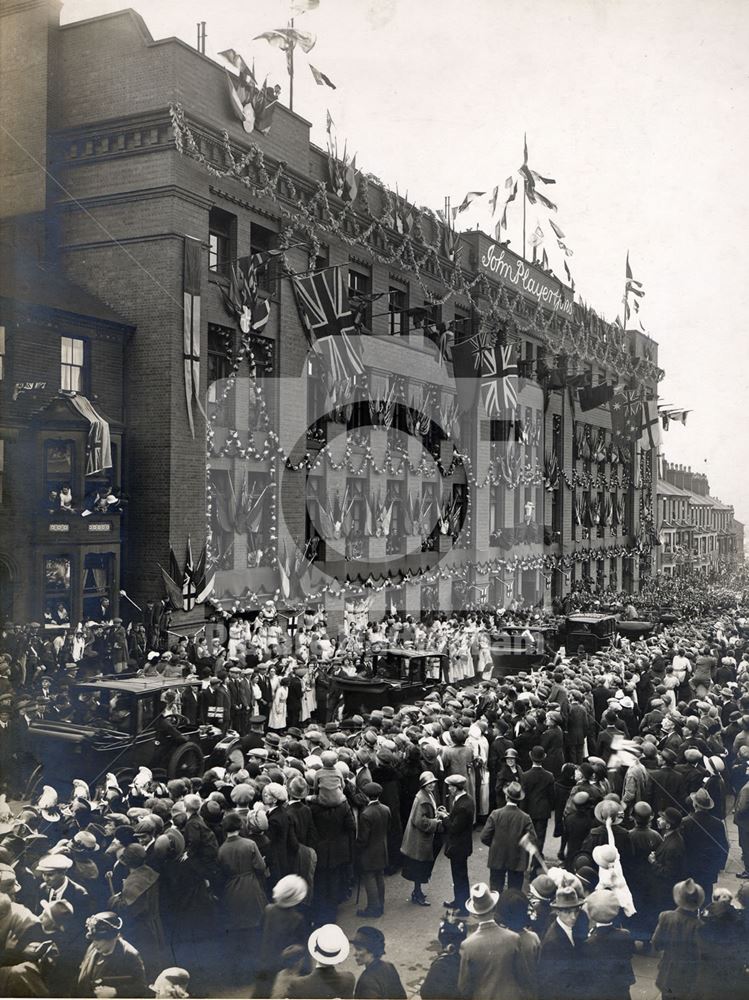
top-left (64, 0), bottom-right (749, 532)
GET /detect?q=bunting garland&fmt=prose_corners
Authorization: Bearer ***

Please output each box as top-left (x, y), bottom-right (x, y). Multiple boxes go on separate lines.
top-left (170, 104), bottom-right (664, 385)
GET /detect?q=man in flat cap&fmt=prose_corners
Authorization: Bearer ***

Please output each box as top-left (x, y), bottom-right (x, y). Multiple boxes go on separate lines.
top-left (439, 773), bottom-right (474, 914)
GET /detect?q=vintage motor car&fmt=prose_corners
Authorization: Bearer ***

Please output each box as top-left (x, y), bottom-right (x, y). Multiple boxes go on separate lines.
top-left (558, 613), bottom-right (618, 653)
top-left (332, 647), bottom-right (448, 715)
top-left (27, 677), bottom-right (238, 793)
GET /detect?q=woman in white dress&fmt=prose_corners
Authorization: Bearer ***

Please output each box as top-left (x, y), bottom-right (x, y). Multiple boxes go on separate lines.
top-left (268, 673), bottom-right (288, 731)
top-left (301, 666), bottom-right (317, 722)
top-left (228, 620), bottom-right (244, 660)
top-left (477, 631), bottom-right (493, 680)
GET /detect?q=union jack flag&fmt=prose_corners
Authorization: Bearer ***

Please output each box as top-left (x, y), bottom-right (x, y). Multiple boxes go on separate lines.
top-left (291, 266), bottom-right (364, 381)
top-left (610, 388), bottom-right (643, 448)
top-left (480, 344), bottom-right (518, 417)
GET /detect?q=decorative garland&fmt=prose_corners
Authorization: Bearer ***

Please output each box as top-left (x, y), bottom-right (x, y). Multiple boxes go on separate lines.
top-left (205, 537), bottom-right (653, 614)
top-left (169, 104), bottom-right (664, 386)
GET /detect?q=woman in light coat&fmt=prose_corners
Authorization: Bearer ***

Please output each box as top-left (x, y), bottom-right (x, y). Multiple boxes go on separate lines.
top-left (400, 771), bottom-right (443, 906)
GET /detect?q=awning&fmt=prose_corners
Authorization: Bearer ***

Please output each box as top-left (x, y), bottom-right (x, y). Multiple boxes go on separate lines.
top-left (69, 394), bottom-right (112, 475)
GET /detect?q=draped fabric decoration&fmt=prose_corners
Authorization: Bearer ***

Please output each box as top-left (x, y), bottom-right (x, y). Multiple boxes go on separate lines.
top-left (574, 423), bottom-right (587, 462)
top-left (615, 494), bottom-right (626, 527)
top-left (183, 237), bottom-right (206, 439)
top-left (368, 374), bottom-right (396, 428)
top-left (610, 493), bottom-right (620, 527)
top-left (158, 539), bottom-right (214, 612)
top-left (404, 493), bottom-right (434, 538)
top-left (276, 540), bottom-right (315, 601)
top-left (364, 491), bottom-right (394, 537)
top-left (318, 490), bottom-right (354, 539)
top-left (589, 497), bottom-right (601, 527)
top-left (603, 495), bottom-right (613, 527)
top-left (573, 492), bottom-right (583, 526)
top-left (218, 49), bottom-right (279, 135)
top-left (593, 428), bottom-right (608, 463)
top-left (69, 395), bottom-right (112, 475)
top-left (544, 451), bottom-right (560, 491)
top-left (438, 396), bottom-right (460, 441)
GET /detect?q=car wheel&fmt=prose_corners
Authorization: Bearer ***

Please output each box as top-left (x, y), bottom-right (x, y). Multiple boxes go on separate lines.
top-left (167, 741), bottom-right (203, 779)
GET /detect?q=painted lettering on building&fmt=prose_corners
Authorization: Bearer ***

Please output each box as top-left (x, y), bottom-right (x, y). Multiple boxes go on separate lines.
top-left (480, 246), bottom-right (573, 316)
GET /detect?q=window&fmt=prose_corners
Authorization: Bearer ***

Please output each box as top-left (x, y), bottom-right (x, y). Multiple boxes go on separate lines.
top-left (348, 266), bottom-right (372, 328)
top-left (386, 480), bottom-right (403, 554)
top-left (208, 207), bottom-right (235, 275)
top-left (82, 552), bottom-right (115, 622)
top-left (346, 478), bottom-right (366, 549)
top-left (61, 336), bottom-right (85, 392)
top-left (45, 440), bottom-right (75, 511)
top-left (305, 477), bottom-right (326, 562)
top-left (490, 483), bottom-right (505, 538)
top-left (249, 222), bottom-right (277, 294)
top-left (307, 356), bottom-right (328, 446)
top-left (207, 326), bottom-right (233, 424)
top-left (424, 300), bottom-right (441, 326)
top-left (0, 326), bottom-right (4, 380)
top-left (453, 308), bottom-right (471, 341)
top-left (44, 555), bottom-right (72, 628)
top-left (389, 287), bottom-right (407, 336)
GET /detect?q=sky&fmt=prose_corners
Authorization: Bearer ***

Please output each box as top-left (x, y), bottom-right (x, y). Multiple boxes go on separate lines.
top-left (63, 0), bottom-right (749, 531)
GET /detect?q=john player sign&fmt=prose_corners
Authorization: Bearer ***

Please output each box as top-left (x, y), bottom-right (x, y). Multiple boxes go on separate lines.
top-left (480, 242), bottom-right (574, 316)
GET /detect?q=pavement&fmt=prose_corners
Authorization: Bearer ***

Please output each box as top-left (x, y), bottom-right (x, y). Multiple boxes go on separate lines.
top-left (321, 809), bottom-right (745, 1000)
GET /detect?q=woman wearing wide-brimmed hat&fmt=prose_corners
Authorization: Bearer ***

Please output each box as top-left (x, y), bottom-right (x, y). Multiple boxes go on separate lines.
top-left (400, 771), bottom-right (443, 906)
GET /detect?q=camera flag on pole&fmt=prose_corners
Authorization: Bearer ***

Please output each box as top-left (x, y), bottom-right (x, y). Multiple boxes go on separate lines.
top-left (291, 266), bottom-right (364, 381)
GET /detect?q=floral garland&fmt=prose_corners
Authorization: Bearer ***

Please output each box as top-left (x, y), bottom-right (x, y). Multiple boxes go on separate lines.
top-left (205, 536), bottom-right (653, 612)
top-left (169, 104), bottom-right (664, 386)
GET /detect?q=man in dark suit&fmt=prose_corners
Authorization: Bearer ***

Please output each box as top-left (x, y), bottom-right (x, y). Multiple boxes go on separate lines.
top-left (538, 885), bottom-right (584, 1000)
top-left (480, 781), bottom-right (535, 892)
top-left (579, 891), bottom-right (635, 1000)
top-left (355, 782), bottom-right (391, 917)
top-left (439, 774), bottom-right (474, 914)
top-left (565, 691), bottom-right (592, 764)
top-left (650, 748), bottom-right (687, 817)
top-left (458, 882), bottom-right (528, 1000)
top-left (521, 746), bottom-right (556, 867)
top-left (286, 668), bottom-right (304, 730)
top-left (36, 854), bottom-right (92, 930)
top-left (287, 924), bottom-right (355, 999)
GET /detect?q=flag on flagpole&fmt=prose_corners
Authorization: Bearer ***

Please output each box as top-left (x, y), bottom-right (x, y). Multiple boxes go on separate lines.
top-left (625, 252), bottom-right (645, 297)
top-left (489, 185), bottom-right (500, 214)
top-left (549, 219), bottom-right (565, 239)
top-left (578, 382), bottom-right (615, 411)
top-left (451, 331), bottom-right (492, 412)
top-left (610, 388), bottom-right (644, 449)
top-left (326, 109), bottom-right (334, 133)
top-left (564, 259), bottom-right (574, 291)
top-left (309, 63), bottom-right (336, 88)
top-left (480, 342), bottom-right (518, 417)
top-left (457, 191), bottom-right (486, 213)
top-left (291, 266), bottom-right (364, 381)
top-left (183, 237), bottom-right (206, 439)
top-left (639, 399), bottom-right (662, 450)
top-left (529, 225), bottom-right (544, 248)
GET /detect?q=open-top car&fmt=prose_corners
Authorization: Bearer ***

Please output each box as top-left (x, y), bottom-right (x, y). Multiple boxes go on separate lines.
top-left (28, 677), bottom-right (239, 793)
top-left (332, 647), bottom-right (448, 715)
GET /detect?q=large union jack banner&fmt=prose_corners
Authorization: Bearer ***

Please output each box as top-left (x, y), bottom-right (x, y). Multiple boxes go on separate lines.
top-left (480, 343), bottom-right (518, 417)
top-left (291, 266), bottom-right (364, 381)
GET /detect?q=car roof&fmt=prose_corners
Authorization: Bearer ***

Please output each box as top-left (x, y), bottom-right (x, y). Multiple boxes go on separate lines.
top-left (372, 647), bottom-right (445, 658)
top-left (75, 677), bottom-right (200, 694)
top-left (566, 614), bottom-right (617, 624)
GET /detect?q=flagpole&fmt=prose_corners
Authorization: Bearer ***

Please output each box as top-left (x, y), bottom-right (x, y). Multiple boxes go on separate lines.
top-left (622, 251), bottom-right (629, 330)
top-left (289, 17), bottom-right (295, 112)
top-left (522, 133), bottom-right (527, 260)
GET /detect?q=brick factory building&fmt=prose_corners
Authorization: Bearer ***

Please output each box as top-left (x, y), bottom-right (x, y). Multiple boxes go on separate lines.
top-left (0, 2), bottom-right (665, 628)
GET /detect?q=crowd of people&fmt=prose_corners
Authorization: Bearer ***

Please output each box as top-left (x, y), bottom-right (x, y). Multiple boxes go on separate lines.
top-left (1, 569), bottom-right (749, 998)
